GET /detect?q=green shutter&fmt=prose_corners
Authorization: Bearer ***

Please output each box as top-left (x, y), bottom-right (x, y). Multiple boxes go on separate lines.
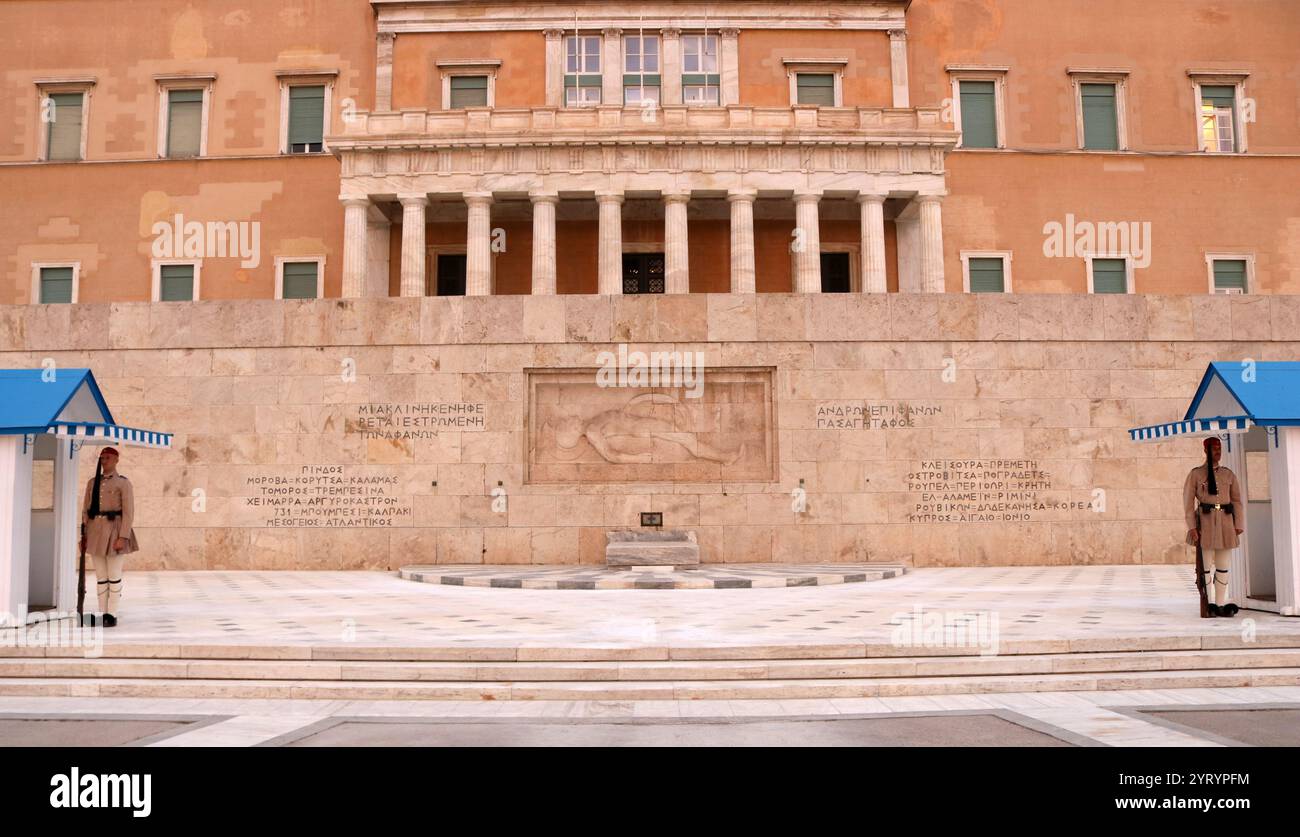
top-left (681, 73), bottom-right (720, 86)
top-left (282, 262), bottom-right (319, 299)
top-left (623, 74), bottom-right (661, 87)
top-left (1081, 83), bottom-right (1118, 151)
top-left (159, 264), bottom-right (195, 301)
top-left (288, 85), bottom-right (325, 148)
top-left (797, 73), bottom-right (836, 106)
top-left (1201, 85), bottom-right (1236, 108)
top-left (1092, 259), bottom-right (1128, 294)
top-left (449, 75), bottom-right (489, 109)
top-left (1213, 259), bottom-right (1247, 292)
top-left (967, 257), bottom-right (1006, 293)
top-left (47, 93), bottom-right (84, 161)
top-left (167, 89), bottom-right (204, 158)
top-left (959, 81), bottom-right (998, 149)
top-left (39, 267), bottom-right (74, 304)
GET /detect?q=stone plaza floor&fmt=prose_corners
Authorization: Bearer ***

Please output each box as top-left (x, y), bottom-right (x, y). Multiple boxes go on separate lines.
top-left (3, 565), bottom-right (1299, 746)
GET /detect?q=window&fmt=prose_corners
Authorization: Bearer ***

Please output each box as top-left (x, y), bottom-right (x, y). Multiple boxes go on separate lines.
top-left (287, 85), bottom-right (325, 153)
top-left (962, 253), bottom-right (1012, 293)
top-left (277, 258), bottom-right (324, 300)
top-left (1200, 85), bottom-right (1238, 153)
top-left (682, 35), bottom-right (719, 105)
top-left (624, 35), bottom-right (661, 107)
top-left (164, 89), bottom-right (205, 158)
top-left (152, 261), bottom-right (200, 301)
top-left (565, 35), bottom-right (603, 106)
top-left (796, 73), bottom-right (836, 106)
top-left (958, 80), bottom-right (998, 148)
top-left (1207, 255), bottom-right (1252, 295)
top-left (32, 264), bottom-right (78, 304)
top-left (1089, 257), bottom-right (1131, 294)
top-left (1080, 83), bottom-right (1119, 150)
top-left (450, 75), bottom-right (489, 108)
top-left (44, 92), bottom-right (85, 161)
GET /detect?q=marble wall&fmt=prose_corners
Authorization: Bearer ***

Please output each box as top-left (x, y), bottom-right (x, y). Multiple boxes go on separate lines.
top-left (2, 292), bottom-right (1297, 570)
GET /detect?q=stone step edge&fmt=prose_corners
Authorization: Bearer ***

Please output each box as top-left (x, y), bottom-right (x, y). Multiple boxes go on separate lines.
top-left (5, 648), bottom-right (1300, 682)
top-left (5, 634), bottom-right (1300, 661)
top-left (1, 668), bottom-right (1297, 700)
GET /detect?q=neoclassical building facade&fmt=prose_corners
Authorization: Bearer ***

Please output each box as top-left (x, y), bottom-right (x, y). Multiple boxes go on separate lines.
top-left (3, 0), bottom-right (1300, 304)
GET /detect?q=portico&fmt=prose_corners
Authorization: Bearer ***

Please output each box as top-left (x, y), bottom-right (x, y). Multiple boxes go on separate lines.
top-left (331, 105), bottom-right (955, 296)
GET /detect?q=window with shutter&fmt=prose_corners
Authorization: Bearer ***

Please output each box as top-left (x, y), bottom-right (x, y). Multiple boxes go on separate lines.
top-left (1200, 85), bottom-right (1237, 152)
top-left (1081, 83), bottom-right (1119, 151)
top-left (967, 257), bottom-right (1006, 293)
top-left (449, 76), bottom-right (489, 109)
top-left (958, 80), bottom-right (998, 148)
top-left (167, 89), bottom-right (204, 158)
top-left (1213, 259), bottom-right (1248, 293)
top-left (46, 93), bottom-right (85, 161)
top-left (281, 262), bottom-right (320, 299)
top-left (796, 73), bottom-right (836, 106)
top-left (1092, 259), bottom-right (1129, 294)
top-left (624, 35), bottom-right (661, 107)
top-left (158, 264), bottom-right (195, 301)
top-left (39, 267), bottom-right (74, 304)
top-left (288, 85), bottom-right (325, 153)
top-left (682, 35), bottom-right (720, 105)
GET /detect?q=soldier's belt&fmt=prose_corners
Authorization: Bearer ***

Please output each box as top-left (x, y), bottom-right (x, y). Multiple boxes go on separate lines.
top-left (88, 510), bottom-right (122, 520)
top-left (1199, 503), bottom-right (1235, 515)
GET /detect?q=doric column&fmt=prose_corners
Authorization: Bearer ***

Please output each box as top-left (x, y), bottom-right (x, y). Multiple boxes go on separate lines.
top-left (341, 197), bottom-right (371, 298)
top-left (664, 192), bottom-right (691, 294)
top-left (661, 28), bottom-right (682, 105)
top-left (919, 194), bottom-right (946, 294)
top-left (719, 28), bottom-right (741, 107)
top-left (792, 190), bottom-right (823, 293)
top-left (465, 192), bottom-right (494, 296)
top-left (597, 192), bottom-right (624, 295)
top-left (728, 190), bottom-right (757, 293)
top-left (858, 193), bottom-right (888, 294)
top-left (530, 192), bottom-right (559, 295)
top-left (544, 29), bottom-right (565, 108)
top-left (398, 194), bottom-right (428, 297)
top-left (375, 32), bottom-right (396, 112)
top-left (888, 30), bottom-right (910, 108)
top-left (602, 28), bottom-right (623, 106)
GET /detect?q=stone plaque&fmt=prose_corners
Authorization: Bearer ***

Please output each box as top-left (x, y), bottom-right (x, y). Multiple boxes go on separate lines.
top-left (525, 368), bottom-right (777, 484)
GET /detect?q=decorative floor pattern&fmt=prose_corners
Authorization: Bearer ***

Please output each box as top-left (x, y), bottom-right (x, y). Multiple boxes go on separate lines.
top-left (399, 563), bottom-right (905, 590)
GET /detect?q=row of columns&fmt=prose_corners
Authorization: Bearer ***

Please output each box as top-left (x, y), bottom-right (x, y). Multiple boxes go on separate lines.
top-left (344, 191), bottom-right (946, 298)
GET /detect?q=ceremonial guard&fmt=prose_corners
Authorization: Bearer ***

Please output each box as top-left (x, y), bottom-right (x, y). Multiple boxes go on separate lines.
top-left (1184, 437), bottom-right (1244, 617)
top-left (79, 446), bottom-right (138, 627)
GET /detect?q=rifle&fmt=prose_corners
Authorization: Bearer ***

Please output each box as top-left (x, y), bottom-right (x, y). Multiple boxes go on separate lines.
top-left (1194, 515), bottom-right (1210, 618)
top-left (77, 523), bottom-right (90, 626)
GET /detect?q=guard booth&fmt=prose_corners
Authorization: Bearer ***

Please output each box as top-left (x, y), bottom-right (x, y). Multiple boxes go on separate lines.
top-left (0, 369), bottom-right (171, 627)
top-left (1130, 362), bottom-right (1300, 616)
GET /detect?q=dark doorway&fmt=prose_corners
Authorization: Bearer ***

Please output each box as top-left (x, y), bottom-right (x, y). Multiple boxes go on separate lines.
top-left (435, 254), bottom-right (467, 296)
top-left (623, 252), bottom-right (666, 294)
top-left (821, 252), bottom-right (852, 293)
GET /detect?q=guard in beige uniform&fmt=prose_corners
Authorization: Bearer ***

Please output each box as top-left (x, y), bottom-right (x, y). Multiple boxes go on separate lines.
top-left (79, 447), bottom-right (138, 627)
top-left (1184, 437), bottom-right (1244, 617)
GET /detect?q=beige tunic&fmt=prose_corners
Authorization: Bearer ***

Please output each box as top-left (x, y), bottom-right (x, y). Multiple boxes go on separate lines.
top-left (81, 471), bottom-right (139, 558)
top-left (1183, 464), bottom-right (1243, 550)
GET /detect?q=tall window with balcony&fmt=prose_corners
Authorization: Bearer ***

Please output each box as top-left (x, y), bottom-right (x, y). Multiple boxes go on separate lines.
top-left (565, 35), bottom-right (603, 106)
top-left (682, 34), bottom-right (719, 105)
top-left (624, 35), bottom-right (660, 107)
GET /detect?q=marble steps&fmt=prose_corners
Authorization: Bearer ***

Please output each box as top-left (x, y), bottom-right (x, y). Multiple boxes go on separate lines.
top-left (1, 667), bottom-right (1299, 701)
top-left (3, 648), bottom-right (1300, 687)
top-left (7, 632), bottom-right (1300, 663)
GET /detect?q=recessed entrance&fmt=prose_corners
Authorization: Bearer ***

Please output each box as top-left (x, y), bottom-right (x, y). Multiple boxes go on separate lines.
top-left (821, 251), bottom-right (852, 293)
top-left (622, 252), bottom-right (665, 294)
top-left (434, 253), bottom-right (467, 296)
